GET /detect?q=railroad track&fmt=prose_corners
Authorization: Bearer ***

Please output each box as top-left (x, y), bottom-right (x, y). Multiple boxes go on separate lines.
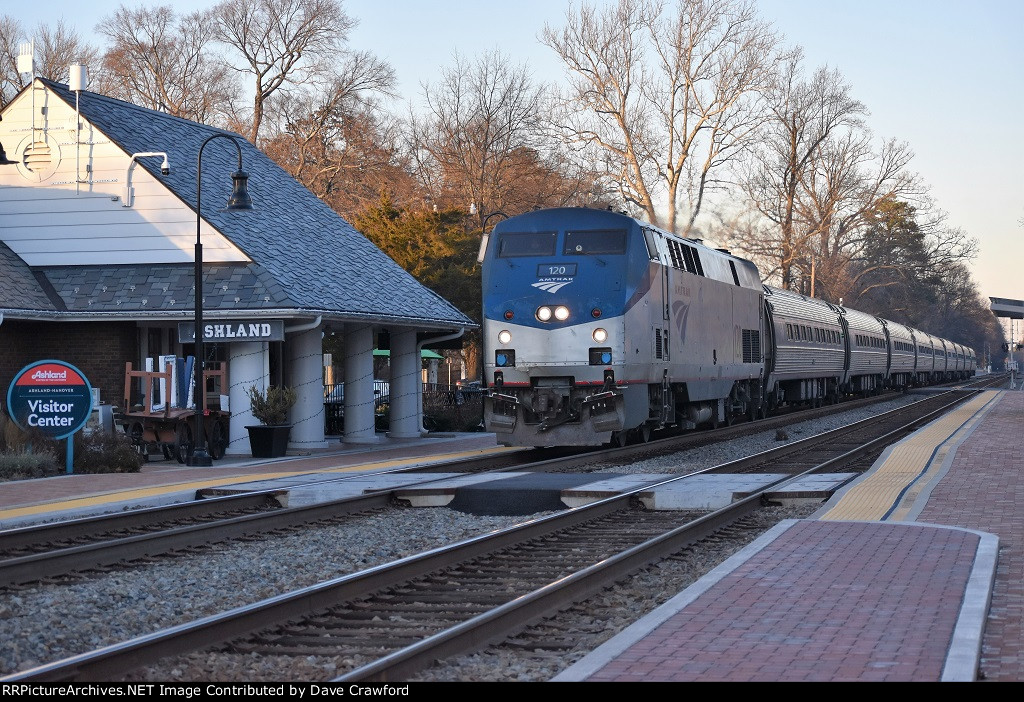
top-left (2, 383), bottom-right (993, 682)
top-left (4, 380), bottom-right (983, 589)
top-left (0, 448), bottom-right (553, 589)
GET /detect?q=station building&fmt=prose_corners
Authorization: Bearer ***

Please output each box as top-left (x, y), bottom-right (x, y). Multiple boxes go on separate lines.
top-left (0, 75), bottom-right (474, 456)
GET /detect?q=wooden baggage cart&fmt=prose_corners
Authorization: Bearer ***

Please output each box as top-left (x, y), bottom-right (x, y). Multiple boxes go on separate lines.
top-left (117, 360), bottom-right (230, 462)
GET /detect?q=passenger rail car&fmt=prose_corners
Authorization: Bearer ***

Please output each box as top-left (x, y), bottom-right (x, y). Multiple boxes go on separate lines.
top-left (481, 207), bottom-right (977, 448)
top-left (880, 319), bottom-right (918, 390)
top-left (762, 286), bottom-right (845, 407)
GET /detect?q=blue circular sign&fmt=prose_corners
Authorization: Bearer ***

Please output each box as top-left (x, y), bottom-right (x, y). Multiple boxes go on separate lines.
top-left (6, 360), bottom-right (95, 439)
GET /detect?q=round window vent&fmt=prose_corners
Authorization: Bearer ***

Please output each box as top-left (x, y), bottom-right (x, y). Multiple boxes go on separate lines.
top-left (15, 133), bottom-right (61, 182)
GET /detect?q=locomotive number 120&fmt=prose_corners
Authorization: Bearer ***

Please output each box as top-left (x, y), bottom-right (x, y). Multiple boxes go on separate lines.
top-left (537, 263), bottom-right (578, 277)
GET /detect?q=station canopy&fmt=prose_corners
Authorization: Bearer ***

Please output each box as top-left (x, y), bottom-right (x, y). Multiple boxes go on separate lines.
top-left (373, 349), bottom-right (444, 359)
top-left (990, 297), bottom-right (1024, 319)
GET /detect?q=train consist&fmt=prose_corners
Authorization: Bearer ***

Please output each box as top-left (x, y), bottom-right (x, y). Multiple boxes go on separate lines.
top-left (480, 207), bottom-right (976, 447)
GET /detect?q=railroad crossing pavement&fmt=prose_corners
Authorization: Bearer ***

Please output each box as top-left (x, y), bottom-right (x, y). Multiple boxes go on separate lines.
top-left (0, 432), bottom-right (515, 528)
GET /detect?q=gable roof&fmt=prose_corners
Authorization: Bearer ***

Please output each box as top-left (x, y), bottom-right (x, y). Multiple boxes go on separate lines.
top-left (1, 79), bottom-right (473, 330)
top-left (0, 240), bottom-right (55, 312)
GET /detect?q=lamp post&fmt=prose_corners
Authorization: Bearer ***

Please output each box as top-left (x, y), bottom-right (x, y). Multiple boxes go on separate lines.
top-left (187, 134), bottom-right (253, 466)
top-left (473, 208), bottom-right (509, 264)
top-left (481, 211), bottom-right (508, 231)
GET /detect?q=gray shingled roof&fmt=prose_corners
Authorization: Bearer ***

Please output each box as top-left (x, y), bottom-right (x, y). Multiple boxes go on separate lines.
top-left (2, 80), bottom-right (473, 328)
top-left (0, 240), bottom-right (55, 312)
top-left (42, 263), bottom-right (291, 313)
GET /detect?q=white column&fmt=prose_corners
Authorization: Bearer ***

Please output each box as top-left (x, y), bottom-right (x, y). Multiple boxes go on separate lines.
top-left (226, 341), bottom-right (268, 456)
top-left (343, 323), bottom-right (380, 443)
top-left (388, 328), bottom-right (420, 439)
top-left (287, 325), bottom-right (329, 450)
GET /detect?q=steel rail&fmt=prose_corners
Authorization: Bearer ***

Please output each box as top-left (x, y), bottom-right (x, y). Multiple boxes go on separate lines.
top-left (0, 490), bottom-right (395, 588)
top-left (0, 492), bottom-right (282, 551)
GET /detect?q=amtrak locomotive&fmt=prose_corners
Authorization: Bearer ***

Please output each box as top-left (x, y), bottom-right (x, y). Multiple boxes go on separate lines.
top-left (480, 207), bottom-right (976, 447)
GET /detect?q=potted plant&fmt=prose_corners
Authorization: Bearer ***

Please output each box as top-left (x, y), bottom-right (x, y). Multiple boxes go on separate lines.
top-left (245, 385), bottom-right (297, 458)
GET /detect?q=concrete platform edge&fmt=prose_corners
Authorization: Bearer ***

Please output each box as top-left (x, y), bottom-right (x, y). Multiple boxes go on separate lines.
top-left (940, 526), bottom-right (999, 682)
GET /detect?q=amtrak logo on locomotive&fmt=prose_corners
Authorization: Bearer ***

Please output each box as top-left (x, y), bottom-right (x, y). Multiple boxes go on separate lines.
top-left (533, 280), bottom-right (572, 293)
top-left (533, 262), bottom-right (576, 294)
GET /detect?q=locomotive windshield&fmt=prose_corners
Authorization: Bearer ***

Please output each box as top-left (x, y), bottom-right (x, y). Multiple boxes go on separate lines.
top-left (564, 229), bottom-right (627, 255)
top-left (497, 231), bottom-right (557, 257)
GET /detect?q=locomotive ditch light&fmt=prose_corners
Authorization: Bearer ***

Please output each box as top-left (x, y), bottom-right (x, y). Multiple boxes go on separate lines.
top-left (593, 328), bottom-right (608, 343)
top-left (537, 306), bottom-right (553, 322)
top-left (554, 306), bottom-right (570, 321)
top-left (498, 330), bottom-right (512, 344)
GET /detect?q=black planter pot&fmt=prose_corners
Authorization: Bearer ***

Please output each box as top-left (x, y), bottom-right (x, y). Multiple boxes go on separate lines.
top-left (246, 424), bottom-right (291, 458)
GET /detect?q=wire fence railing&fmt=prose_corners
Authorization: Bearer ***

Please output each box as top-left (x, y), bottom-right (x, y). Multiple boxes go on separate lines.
top-left (323, 381), bottom-right (483, 435)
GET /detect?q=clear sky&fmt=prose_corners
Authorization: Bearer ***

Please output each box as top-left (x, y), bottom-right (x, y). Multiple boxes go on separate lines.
top-left (10, 0), bottom-right (1024, 308)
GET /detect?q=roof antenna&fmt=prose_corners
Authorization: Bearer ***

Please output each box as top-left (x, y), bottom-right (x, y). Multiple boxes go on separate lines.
top-left (17, 41), bottom-right (35, 79)
top-left (69, 64), bottom-right (89, 189)
top-left (1, 43), bottom-right (36, 167)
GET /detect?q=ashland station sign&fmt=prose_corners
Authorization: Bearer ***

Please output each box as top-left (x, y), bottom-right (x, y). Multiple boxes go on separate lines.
top-left (177, 319), bottom-right (285, 344)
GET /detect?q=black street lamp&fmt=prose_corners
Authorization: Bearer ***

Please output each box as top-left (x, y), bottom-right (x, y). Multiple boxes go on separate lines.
top-left (187, 134), bottom-right (253, 466)
top-left (471, 206), bottom-right (508, 263)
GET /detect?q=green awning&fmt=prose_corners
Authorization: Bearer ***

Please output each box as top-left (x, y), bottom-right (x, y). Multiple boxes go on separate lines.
top-left (373, 349), bottom-right (445, 359)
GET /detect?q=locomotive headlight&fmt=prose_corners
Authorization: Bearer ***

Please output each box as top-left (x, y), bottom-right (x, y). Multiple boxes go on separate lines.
top-left (593, 328), bottom-right (608, 343)
top-left (536, 306), bottom-right (553, 322)
top-left (498, 330), bottom-right (512, 344)
top-left (554, 305), bottom-right (570, 321)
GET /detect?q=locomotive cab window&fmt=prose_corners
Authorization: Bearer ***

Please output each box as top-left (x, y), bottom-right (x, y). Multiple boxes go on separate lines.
top-left (642, 228), bottom-right (662, 261)
top-left (564, 229), bottom-right (627, 255)
top-left (497, 231), bottom-right (557, 257)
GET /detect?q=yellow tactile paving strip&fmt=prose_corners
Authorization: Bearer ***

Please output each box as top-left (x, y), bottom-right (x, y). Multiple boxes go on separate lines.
top-left (0, 446), bottom-right (516, 522)
top-left (819, 391), bottom-right (1003, 522)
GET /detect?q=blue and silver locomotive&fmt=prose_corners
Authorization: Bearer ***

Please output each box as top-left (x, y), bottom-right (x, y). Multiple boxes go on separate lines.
top-left (480, 207), bottom-right (976, 447)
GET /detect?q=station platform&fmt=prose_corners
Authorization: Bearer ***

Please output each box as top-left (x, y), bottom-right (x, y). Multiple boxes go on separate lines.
top-left (2, 387), bottom-right (1022, 681)
top-left (0, 432), bottom-right (516, 528)
top-left (554, 388), bottom-right (1024, 682)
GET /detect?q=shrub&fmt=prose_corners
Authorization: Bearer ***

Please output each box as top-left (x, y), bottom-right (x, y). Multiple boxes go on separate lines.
top-left (0, 448), bottom-right (60, 480)
top-left (73, 430), bottom-right (144, 474)
top-left (246, 385), bottom-right (297, 425)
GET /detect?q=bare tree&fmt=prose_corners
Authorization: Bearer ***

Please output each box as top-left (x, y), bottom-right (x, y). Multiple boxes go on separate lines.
top-left (34, 20), bottom-right (99, 84)
top-left (1, 16), bottom-right (98, 107)
top-left (211, 0), bottom-right (355, 143)
top-left (0, 15), bottom-right (25, 107)
top-left (542, 0), bottom-right (782, 232)
top-left (410, 50), bottom-right (575, 224)
top-left (260, 52), bottom-right (404, 219)
top-left (95, 5), bottom-right (235, 123)
top-left (789, 133), bottom-right (920, 302)
top-left (735, 57), bottom-right (866, 289)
